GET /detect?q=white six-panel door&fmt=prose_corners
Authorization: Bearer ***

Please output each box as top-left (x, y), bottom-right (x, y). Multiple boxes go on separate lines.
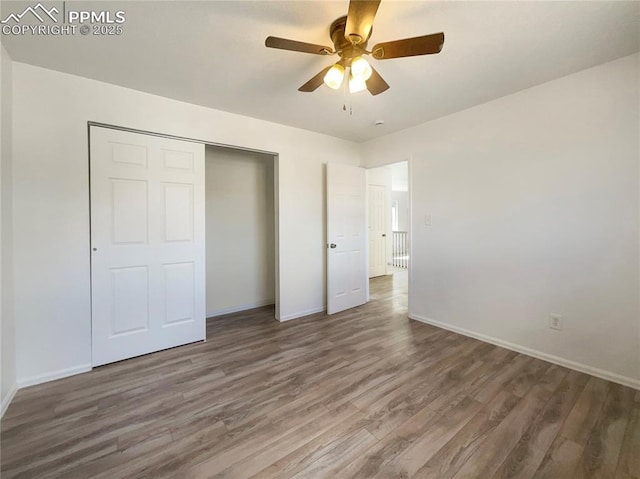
top-left (327, 163), bottom-right (367, 315)
top-left (368, 184), bottom-right (386, 278)
top-left (90, 126), bottom-right (205, 366)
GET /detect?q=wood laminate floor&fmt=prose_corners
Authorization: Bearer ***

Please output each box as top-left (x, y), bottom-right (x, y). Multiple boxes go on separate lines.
top-left (2, 272), bottom-right (639, 478)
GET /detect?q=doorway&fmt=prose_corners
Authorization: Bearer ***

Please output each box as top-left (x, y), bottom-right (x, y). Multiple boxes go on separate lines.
top-left (390, 161), bottom-right (409, 273)
top-left (366, 161), bottom-right (409, 298)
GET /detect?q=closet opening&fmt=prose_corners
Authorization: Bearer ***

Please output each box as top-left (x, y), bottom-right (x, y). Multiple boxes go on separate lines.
top-left (205, 145), bottom-right (277, 320)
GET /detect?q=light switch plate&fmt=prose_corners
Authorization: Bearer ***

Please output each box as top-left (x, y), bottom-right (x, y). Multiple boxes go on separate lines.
top-left (549, 313), bottom-right (562, 331)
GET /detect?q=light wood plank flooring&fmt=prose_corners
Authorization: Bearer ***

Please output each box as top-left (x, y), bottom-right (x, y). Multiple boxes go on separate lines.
top-left (2, 272), bottom-right (639, 478)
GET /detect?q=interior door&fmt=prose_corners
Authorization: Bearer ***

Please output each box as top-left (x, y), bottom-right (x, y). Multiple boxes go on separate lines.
top-left (368, 184), bottom-right (386, 278)
top-left (327, 163), bottom-right (367, 315)
top-left (90, 126), bottom-right (206, 366)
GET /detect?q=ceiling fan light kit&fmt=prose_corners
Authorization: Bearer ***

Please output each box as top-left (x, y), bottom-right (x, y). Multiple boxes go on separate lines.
top-left (349, 73), bottom-right (367, 93)
top-left (351, 56), bottom-right (373, 81)
top-left (324, 63), bottom-right (346, 89)
top-left (265, 0), bottom-right (445, 96)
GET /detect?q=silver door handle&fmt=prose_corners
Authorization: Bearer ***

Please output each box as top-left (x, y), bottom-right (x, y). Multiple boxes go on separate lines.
top-left (329, 243), bottom-right (337, 248)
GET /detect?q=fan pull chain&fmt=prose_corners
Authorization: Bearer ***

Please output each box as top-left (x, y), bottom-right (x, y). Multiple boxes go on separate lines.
top-left (341, 68), bottom-right (353, 116)
top-left (342, 69), bottom-right (348, 112)
top-left (342, 100), bottom-right (353, 116)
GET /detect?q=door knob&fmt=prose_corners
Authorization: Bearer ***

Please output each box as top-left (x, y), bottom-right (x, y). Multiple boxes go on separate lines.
top-left (382, 234), bottom-right (386, 237)
top-left (329, 243), bottom-right (337, 248)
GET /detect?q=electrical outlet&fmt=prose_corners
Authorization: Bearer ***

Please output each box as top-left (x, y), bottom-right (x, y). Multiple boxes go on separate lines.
top-left (549, 313), bottom-right (562, 331)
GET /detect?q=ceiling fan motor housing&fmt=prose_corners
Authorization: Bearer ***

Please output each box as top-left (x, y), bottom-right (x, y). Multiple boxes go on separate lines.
top-left (330, 15), bottom-right (371, 65)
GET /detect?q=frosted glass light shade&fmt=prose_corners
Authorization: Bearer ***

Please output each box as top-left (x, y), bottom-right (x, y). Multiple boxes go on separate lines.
top-left (349, 73), bottom-right (367, 93)
top-left (323, 63), bottom-right (345, 90)
top-left (350, 56), bottom-right (372, 81)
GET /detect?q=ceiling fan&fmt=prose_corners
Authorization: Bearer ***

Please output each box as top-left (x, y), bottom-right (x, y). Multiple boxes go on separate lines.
top-left (265, 0), bottom-right (444, 96)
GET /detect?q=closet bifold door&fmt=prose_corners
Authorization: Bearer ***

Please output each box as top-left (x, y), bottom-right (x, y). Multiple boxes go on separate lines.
top-left (90, 126), bottom-right (205, 366)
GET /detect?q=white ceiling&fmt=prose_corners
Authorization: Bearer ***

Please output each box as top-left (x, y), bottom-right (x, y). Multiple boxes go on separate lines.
top-left (3, 1), bottom-right (639, 142)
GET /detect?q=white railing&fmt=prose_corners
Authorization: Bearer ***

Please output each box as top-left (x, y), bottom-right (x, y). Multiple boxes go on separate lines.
top-left (392, 231), bottom-right (408, 269)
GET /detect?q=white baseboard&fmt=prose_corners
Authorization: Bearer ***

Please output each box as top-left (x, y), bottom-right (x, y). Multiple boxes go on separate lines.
top-left (1, 383), bottom-right (18, 418)
top-left (17, 363), bottom-right (92, 388)
top-left (410, 314), bottom-right (640, 391)
top-left (279, 306), bottom-right (326, 322)
top-left (207, 299), bottom-right (275, 318)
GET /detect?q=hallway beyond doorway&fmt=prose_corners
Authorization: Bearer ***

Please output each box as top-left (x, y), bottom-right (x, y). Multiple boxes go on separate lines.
top-left (369, 269), bottom-right (408, 312)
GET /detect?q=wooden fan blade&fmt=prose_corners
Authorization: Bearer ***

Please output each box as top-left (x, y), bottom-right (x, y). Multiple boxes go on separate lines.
top-left (265, 36), bottom-right (333, 55)
top-left (344, 0), bottom-right (381, 44)
top-left (372, 33), bottom-right (445, 59)
top-left (366, 66), bottom-right (389, 96)
top-left (298, 66), bottom-right (332, 92)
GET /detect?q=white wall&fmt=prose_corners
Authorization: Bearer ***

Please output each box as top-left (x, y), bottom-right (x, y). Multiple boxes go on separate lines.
top-left (11, 62), bottom-right (360, 385)
top-left (1, 44), bottom-right (16, 415)
top-left (362, 53), bottom-right (640, 387)
top-left (205, 147), bottom-right (275, 317)
top-left (391, 191), bottom-right (409, 232)
top-left (367, 166), bottom-right (393, 275)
